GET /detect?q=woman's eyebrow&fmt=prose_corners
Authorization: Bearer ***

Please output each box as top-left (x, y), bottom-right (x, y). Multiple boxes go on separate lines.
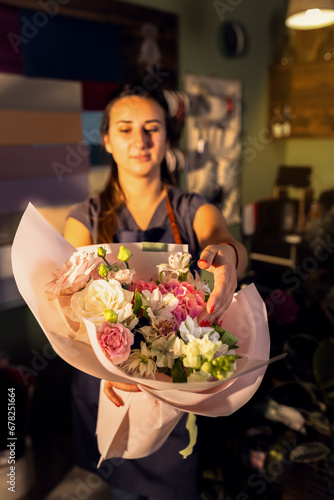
top-left (145, 119), bottom-right (162, 124)
top-left (115, 119), bottom-right (162, 125)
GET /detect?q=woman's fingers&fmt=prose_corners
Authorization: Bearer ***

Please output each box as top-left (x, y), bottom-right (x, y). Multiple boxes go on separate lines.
top-left (103, 381), bottom-right (123, 407)
top-left (103, 380), bottom-right (141, 407)
top-left (198, 243), bottom-right (236, 270)
top-left (198, 244), bottom-right (237, 324)
top-left (198, 274), bottom-right (235, 324)
top-left (208, 267), bottom-right (236, 320)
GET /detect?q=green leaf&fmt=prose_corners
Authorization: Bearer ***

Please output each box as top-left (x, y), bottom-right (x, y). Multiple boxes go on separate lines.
top-left (133, 289), bottom-right (142, 316)
top-left (313, 338), bottom-right (334, 389)
top-left (213, 325), bottom-right (239, 349)
top-left (171, 358), bottom-right (188, 383)
top-left (142, 306), bottom-right (150, 321)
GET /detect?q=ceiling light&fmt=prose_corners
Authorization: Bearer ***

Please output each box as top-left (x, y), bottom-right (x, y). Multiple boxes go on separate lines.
top-left (286, 0), bottom-right (334, 29)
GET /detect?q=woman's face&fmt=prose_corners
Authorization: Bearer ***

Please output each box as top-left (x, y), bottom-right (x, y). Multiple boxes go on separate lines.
top-left (104, 96), bottom-right (169, 179)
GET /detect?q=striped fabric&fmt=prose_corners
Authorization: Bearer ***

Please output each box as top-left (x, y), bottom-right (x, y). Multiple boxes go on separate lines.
top-left (0, 3), bottom-right (122, 231)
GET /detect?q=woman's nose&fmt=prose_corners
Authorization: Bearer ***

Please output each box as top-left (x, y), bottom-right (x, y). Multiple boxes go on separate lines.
top-left (133, 127), bottom-right (151, 148)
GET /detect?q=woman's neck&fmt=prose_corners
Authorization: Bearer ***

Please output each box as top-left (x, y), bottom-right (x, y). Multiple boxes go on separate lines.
top-left (118, 176), bottom-right (166, 230)
top-left (120, 175), bottom-right (163, 202)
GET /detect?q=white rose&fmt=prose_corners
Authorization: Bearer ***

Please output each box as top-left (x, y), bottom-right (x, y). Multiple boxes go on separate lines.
top-left (62, 278), bottom-right (134, 327)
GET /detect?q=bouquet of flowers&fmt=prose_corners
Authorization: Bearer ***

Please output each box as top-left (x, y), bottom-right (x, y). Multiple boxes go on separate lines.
top-left (45, 245), bottom-right (241, 384)
top-left (12, 204), bottom-right (278, 461)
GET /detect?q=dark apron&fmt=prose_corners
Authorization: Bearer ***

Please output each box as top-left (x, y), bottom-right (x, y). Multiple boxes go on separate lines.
top-left (72, 195), bottom-right (201, 500)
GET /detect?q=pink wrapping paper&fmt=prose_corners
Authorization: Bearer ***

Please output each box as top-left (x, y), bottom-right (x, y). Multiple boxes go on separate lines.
top-left (11, 203), bottom-right (280, 461)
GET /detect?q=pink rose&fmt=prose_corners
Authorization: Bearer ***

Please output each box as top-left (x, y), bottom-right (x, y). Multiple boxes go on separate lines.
top-left (45, 251), bottom-right (96, 300)
top-left (98, 321), bottom-right (134, 365)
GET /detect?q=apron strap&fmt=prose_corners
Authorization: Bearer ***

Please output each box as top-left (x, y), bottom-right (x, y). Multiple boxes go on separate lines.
top-left (165, 188), bottom-right (182, 244)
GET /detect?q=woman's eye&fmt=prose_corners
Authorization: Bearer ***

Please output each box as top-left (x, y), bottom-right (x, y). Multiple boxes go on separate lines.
top-left (144, 127), bottom-right (159, 134)
top-left (119, 128), bottom-right (131, 134)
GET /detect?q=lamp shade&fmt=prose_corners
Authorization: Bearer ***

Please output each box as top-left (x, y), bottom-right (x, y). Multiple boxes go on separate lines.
top-left (286, 0), bottom-right (334, 29)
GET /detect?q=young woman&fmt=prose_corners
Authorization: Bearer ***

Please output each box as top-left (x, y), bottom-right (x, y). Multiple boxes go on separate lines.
top-left (63, 83), bottom-right (248, 500)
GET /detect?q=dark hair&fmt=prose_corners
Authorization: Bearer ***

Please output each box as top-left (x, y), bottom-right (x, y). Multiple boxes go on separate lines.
top-left (97, 83), bottom-right (174, 243)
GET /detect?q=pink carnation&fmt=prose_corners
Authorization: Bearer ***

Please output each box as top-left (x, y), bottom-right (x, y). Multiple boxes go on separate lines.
top-left (171, 304), bottom-right (187, 327)
top-left (98, 322), bottom-right (134, 365)
top-left (45, 251), bottom-right (96, 300)
top-left (130, 280), bottom-right (157, 294)
top-left (159, 279), bottom-right (199, 296)
top-left (158, 280), bottom-right (206, 328)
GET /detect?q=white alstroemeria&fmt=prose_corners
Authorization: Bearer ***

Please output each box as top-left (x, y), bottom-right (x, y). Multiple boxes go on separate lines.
top-left (141, 288), bottom-right (178, 323)
top-left (187, 270), bottom-right (211, 295)
top-left (157, 252), bottom-right (192, 280)
top-left (126, 314), bottom-right (139, 331)
top-left (140, 325), bottom-right (158, 343)
top-left (182, 335), bottom-right (222, 369)
top-left (213, 344), bottom-right (234, 358)
top-left (150, 335), bottom-right (177, 369)
top-left (179, 315), bottom-right (220, 343)
top-left (121, 342), bottom-right (157, 378)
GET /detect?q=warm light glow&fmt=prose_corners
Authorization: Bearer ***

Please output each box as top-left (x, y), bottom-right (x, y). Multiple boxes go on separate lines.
top-left (286, 8), bottom-right (334, 29)
top-left (306, 8), bottom-right (322, 17)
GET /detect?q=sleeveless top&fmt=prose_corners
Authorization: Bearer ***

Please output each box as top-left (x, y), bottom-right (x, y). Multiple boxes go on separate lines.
top-left (67, 185), bottom-right (207, 262)
top-left (68, 185), bottom-right (208, 500)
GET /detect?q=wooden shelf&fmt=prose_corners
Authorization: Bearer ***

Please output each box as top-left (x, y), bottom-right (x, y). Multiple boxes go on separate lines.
top-left (268, 61), bottom-right (334, 137)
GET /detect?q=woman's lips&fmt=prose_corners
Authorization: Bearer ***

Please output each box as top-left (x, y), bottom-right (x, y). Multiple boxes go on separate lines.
top-left (131, 154), bottom-right (151, 161)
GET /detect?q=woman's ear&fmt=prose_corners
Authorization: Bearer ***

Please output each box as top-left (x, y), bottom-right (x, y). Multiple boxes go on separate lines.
top-left (104, 134), bottom-right (112, 154)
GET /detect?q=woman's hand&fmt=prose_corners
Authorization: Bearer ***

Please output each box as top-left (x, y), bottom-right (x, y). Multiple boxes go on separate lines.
top-left (103, 380), bottom-right (141, 407)
top-left (193, 204), bottom-right (247, 326)
top-left (197, 243), bottom-right (238, 325)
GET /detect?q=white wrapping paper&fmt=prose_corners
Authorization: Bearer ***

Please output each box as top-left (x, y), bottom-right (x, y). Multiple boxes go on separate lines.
top-left (11, 204), bottom-right (281, 461)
